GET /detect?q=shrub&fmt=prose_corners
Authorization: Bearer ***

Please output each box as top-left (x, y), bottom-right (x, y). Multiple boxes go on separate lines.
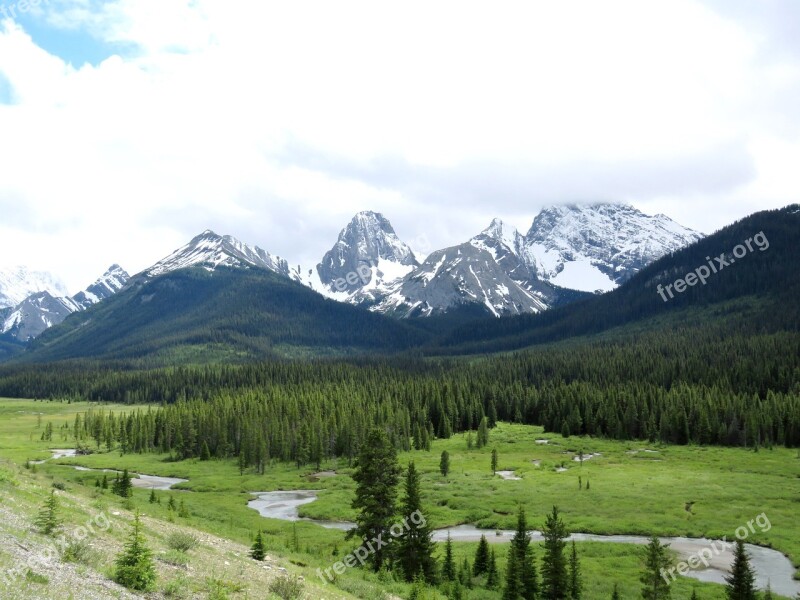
top-left (268, 574), bottom-right (304, 600)
top-left (167, 531), bottom-right (199, 553)
top-left (61, 539), bottom-right (97, 565)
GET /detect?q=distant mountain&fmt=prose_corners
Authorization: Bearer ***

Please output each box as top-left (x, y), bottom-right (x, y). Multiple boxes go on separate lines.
top-left (371, 242), bottom-right (549, 317)
top-left (0, 266), bottom-right (68, 309)
top-left (73, 264), bottom-right (130, 309)
top-left (518, 203), bottom-right (703, 292)
top-left (141, 230), bottom-right (294, 280)
top-left (1, 292), bottom-right (80, 341)
top-left (428, 204), bottom-right (799, 355)
top-left (1, 265), bottom-right (130, 342)
top-left (312, 211), bottom-right (419, 302)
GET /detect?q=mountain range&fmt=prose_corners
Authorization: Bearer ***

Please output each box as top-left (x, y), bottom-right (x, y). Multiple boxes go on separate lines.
top-left (0, 202), bottom-right (702, 358)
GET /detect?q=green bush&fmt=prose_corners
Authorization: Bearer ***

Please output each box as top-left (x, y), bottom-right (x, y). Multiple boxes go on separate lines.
top-left (268, 574), bottom-right (304, 600)
top-left (60, 539), bottom-right (97, 565)
top-left (167, 531), bottom-right (199, 553)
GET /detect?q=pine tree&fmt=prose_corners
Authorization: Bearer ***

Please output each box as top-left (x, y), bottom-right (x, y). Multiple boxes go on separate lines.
top-left (442, 532), bottom-right (456, 581)
top-left (250, 530), bottom-right (266, 561)
top-left (148, 488), bottom-right (157, 504)
top-left (473, 534), bottom-right (490, 576)
top-left (509, 506), bottom-right (538, 600)
top-left (114, 511), bottom-right (156, 591)
top-left (101, 474), bottom-right (108, 490)
top-left (503, 542), bottom-right (521, 600)
top-left (459, 557), bottom-right (472, 587)
top-left (568, 540), bottom-right (582, 599)
top-left (477, 416), bottom-right (489, 448)
top-left (640, 536), bottom-right (672, 600)
top-left (487, 548), bottom-right (500, 589)
top-left (491, 448), bottom-right (498, 475)
top-left (113, 469), bottom-right (133, 498)
top-left (167, 495), bottom-right (177, 512)
top-left (348, 428), bottom-right (401, 572)
top-left (541, 505), bottom-right (569, 600)
top-left (34, 490), bottom-right (61, 536)
top-left (725, 539), bottom-right (756, 600)
top-left (439, 450), bottom-right (450, 477)
top-left (200, 440), bottom-right (211, 461)
top-left (395, 462), bottom-right (437, 583)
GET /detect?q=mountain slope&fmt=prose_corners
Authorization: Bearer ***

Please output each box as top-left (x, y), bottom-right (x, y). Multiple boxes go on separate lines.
top-left (519, 203), bottom-right (703, 292)
top-left (428, 204), bottom-right (799, 354)
top-left (17, 266), bottom-right (431, 364)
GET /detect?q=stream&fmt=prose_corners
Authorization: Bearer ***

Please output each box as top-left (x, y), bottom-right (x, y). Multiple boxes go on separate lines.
top-left (248, 490), bottom-right (800, 597)
top-left (38, 448), bottom-right (187, 490)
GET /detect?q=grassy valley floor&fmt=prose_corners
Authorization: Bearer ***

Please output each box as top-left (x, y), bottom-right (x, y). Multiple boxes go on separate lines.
top-left (1, 398), bottom-right (798, 599)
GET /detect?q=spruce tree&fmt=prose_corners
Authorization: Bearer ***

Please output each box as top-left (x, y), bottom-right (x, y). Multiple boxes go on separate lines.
top-left (178, 499), bottom-right (190, 518)
top-left (491, 448), bottom-right (498, 475)
top-left (459, 557), bottom-right (472, 587)
top-left (200, 440), bottom-right (211, 461)
top-left (348, 427), bottom-right (401, 572)
top-left (690, 590), bottom-right (698, 600)
top-left (487, 548), bottom-right (500, 590)
top-left (541, 505), bottom-right (569, 600)
top-left (477, 416), bottom-right (489, 448)
top-left (34, 490), bottom-right (61, 536)
top-left (762, 583), bottom-right (773, 600)
top-left (568, 540), bottom-right (582, 599)
top-left (442, 532), bottom-right (456, 581)
top-left (640, 536), bottom-right (672, 600)
top-left (101, 474), bottom-right (108, 489)
top-left (250, 530), bottom-right (266, 561)
top-left (440, 450), bottom-right (450, 477)
top-left (114, 511), bottom-right (156, 591)
top-left (167, 495), bottom-right (177, 512)
top-left (611, 583), bottom-right (620, 600)
top-left (503, 542), bottom-right (521, 600)
top-left (473, 534), bottom-right (490, 576)
top-left (148, 488), bottom-right (157, 504)
top-left (725, 539), bottom-right (756, 600)
top-left (395, 462), bottom-right (436, 583)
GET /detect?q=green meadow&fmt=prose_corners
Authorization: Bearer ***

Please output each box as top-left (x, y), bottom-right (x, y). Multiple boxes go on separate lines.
top-left (2, 398), bottom-right (798, 599)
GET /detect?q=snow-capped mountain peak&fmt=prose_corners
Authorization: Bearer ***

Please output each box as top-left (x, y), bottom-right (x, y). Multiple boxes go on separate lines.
top-left (519, 202), bottom-right (703, 293)
top-left (0, 266), bottom-right (68, 309)
top-left (143, 230), bottom-right (292, 279)
top-left (316, 211), bottom-right (418, 298)
top-left (480, 218), bottom-right (521, 252)
top-left (72, 264), bottom-right (131, 309)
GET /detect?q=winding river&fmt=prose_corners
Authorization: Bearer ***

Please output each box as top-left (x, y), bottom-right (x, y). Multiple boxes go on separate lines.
top-left (248, 490), bottom-right (800, 597)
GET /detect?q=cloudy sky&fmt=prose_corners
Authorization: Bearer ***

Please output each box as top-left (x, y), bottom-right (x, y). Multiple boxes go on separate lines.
top-left (1, 0), bottom-right (798, 293)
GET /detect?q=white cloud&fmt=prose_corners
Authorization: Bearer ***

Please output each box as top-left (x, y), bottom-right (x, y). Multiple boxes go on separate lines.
top-left (0, 0), bottom-right (798, 292)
